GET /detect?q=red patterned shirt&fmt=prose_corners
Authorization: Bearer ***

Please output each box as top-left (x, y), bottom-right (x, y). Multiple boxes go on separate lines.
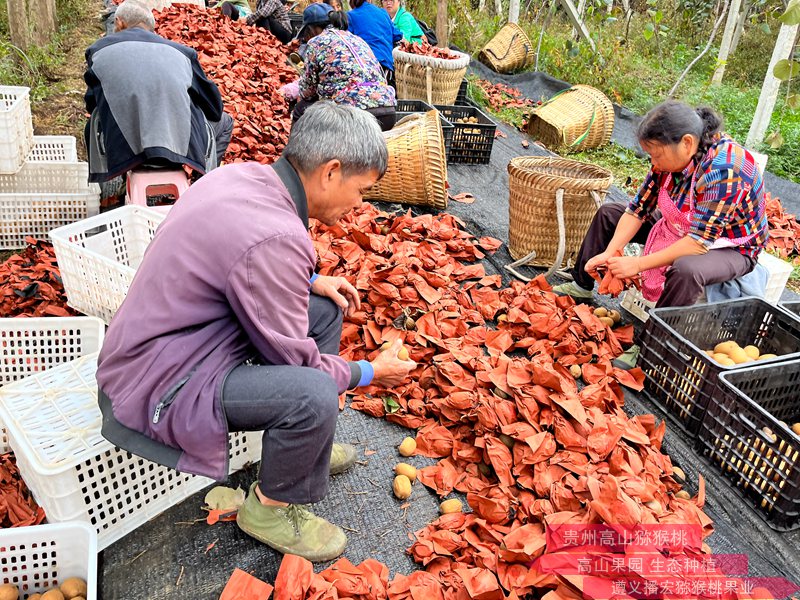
top-left (627, 134), bottom-right (768, 258)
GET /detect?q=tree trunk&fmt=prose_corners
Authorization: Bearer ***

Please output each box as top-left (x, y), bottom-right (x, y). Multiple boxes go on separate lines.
top-left (509, 0), bottom-right (520, 23)
top-left (668, 0), bottom-right (728, 96)
top-left (479, 0), bottom-right (486, 12)
top-left (711, 0), bottom-right (742, 85)
top-left (437, 0), bottom-right (449, 47)
top-left (494, 0), bottom-right (502, 18)
top-left (729, 0), bottom-right (750, 55)
top-left (7, 0), bottom-right (57, 51)
top-left (746, 23), bottom-right (800, 148)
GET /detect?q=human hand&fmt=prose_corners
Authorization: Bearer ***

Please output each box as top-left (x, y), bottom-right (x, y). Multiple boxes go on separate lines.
top-left (606, 255), bottom-right (643, 280)
top-left (370, 339), bottom-right (417, 387)
top-left (279, 81), bottom-right (300, 100)
top-left (311, 275), bottom-right (361, 317)
top-left (585, 251), bottom-right (613, 274)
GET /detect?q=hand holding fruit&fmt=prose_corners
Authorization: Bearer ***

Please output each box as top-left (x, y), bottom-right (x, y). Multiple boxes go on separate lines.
top-left (371, 339), bottom-right (416, 386)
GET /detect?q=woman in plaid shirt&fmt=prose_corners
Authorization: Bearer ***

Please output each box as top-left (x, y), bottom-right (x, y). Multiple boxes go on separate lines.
top-left (555, 101), bottom-right (768, 308)
top-left (246, 0), bottom-right (293, 43)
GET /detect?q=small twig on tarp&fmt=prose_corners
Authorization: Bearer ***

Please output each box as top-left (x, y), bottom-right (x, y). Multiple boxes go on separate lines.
top-left (176, 565), bottom-right (185, 587)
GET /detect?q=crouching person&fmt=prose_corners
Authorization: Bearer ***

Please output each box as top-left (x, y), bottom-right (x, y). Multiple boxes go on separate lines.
top-left (97, 102), bottom-right (415, 562)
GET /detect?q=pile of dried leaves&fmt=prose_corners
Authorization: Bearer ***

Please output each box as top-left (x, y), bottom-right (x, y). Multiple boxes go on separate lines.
top-left (155, 5), bottom-right (296, 164)
top-left (0, 238), bottom-right (76, 318)
top-left (0, 452), bottom-right (46, 528)
top-left (280, 203), bottom-right (718, 599)
top-left (766, 192), bottom-right (800, 260)
top-left (397, 40), bottom-right (461, 59)
top-left (473, 80), bottom-right (537, 112)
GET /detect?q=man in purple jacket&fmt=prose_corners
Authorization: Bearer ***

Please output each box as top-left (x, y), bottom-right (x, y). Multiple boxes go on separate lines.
top-left (96, 102), bottom-right (415, 562)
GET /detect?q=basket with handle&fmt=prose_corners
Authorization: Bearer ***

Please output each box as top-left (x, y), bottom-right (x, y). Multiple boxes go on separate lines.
top-left (393, 47), bottom-right (470, 106)
top-left (506, 156), bottom-right (613, 279)
top-left (366, 111), bottom-right (448, 209)
top-left (479, 22), bottom-right (535, 73)
top-left (527, 85), bottom-right (615, 152)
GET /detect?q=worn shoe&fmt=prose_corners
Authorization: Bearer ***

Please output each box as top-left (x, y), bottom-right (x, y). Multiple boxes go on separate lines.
top-left (552, 281), bottom-right (594, 300)
top-left (329, 443), bottom-right (357, 475)
top-left (236, 483), bottom-right (347, 562)
top-left (613, 344), bottom-right (641, 370)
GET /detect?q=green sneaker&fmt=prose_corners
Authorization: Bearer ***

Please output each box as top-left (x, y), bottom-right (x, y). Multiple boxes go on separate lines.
top-left (236, 483), bottom-right (347, 562)
top-left (329, 443), bottom-right (357, 475)
top-left (613, 344), bottom-right (641, 370)
top-left (552, 281), bottom-right (594, 300)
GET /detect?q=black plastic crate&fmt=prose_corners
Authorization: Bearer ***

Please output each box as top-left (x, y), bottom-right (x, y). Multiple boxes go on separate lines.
top-left (781, 300), bottom-right (800, 318)
top-left (433, 104), bottom-right (496, 165)
top-left (395, 110), bottom-right (454, 159)
top-left (638, 297), bottom-right (800, 437)
top-left (396, 99), bottom-right (434, 113)
top-left (699, 360), bottom-right (800, 530)
top-left (455, 79), bottom-right (469, 105)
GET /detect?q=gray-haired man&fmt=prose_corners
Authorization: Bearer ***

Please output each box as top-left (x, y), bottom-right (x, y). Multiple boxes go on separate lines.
top-left (96, 103), bottom-right (416, 562)
top-left (84, 0), bottom-right (234, 182)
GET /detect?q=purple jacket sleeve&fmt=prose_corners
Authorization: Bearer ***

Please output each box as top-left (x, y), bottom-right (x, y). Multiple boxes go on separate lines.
top-left (225, 234), bottom-right (352, 394)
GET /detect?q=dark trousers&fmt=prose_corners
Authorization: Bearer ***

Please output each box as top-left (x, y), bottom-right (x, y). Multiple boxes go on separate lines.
top-left (208, 112), bottom-right (234, 168)
top-left (221, 295), bottom-right (343, 504)
top-left (292, 98), bottom-right (396, 131)
top-left (254, 16), bottom-right (293, 44)
top-left (571, 202), bottom-right (756, 308)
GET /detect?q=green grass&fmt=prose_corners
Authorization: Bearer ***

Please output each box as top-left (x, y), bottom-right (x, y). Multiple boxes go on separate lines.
top-left (0, 0), bottom-right (96, 101)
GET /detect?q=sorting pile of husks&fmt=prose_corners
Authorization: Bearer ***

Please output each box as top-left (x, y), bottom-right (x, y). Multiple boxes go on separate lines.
top-left (397, 40), bottom-right (461, 59)
top-left (0, 452), bottom-right (45, 528)
top-left (264, 203), bottom-right (739, 599)
top-left (155, 5), bottom-right (296, 164)
top-left (0, 238), bottom-right (76, 318)
top-left (766, 193), bottom-right (800, 262)
top-left (473, 80), bottom-right (537, 112)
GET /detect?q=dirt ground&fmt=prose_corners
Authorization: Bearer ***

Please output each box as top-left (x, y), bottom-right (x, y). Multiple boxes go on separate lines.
top-left (30, 0), bottom-right (106, 162)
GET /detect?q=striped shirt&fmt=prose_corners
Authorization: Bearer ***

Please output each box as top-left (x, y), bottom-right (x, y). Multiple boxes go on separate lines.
top-left (246, 0), bottom-right (291, 31)
top-left (627, 134), bottom-right (768, 258)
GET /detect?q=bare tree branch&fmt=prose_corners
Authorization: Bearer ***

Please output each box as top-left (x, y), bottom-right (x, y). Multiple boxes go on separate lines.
top-left (668, 0), bottom-right (730, 97)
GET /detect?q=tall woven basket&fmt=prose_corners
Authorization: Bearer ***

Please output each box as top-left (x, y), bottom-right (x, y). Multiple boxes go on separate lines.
top-left (527, 85), bottom-right (615, 152)
top-left (507, 157), bottom-right (612, 274)
top-left (479, 23), bottom-right (535, 73)
top-left (393, 47), bottom-right (470, 106)
top-left (366, 111), bottom-right (448, 209)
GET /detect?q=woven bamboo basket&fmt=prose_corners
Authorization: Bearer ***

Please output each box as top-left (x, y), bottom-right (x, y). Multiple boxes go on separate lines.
top-left (366, 111), bottom-right (448, 209)
top-left (393, 47), bottom-right (470, 106)
top-left (479, 22), bottom-right (535, 73)
top-left (527, 85), bottom-right (615, 152)
top-left (507, 156), bottom-right (613, 273)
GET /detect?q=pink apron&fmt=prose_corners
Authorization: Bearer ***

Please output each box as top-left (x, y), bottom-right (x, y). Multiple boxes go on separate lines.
top-left (640, 158), bottom-right (759, 302)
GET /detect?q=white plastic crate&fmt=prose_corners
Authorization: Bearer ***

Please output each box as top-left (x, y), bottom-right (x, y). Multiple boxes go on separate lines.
top-left (759, 251), bottom-right (792, 305)
top-left (0, 190), bottom-right (101, 250)
top-left (0, 316), bottom-right (105, 453)
top-left (620, 288), bottom-right (656, 322)
top-left (0, 522), bottom-right (97, 600)
top-left (0, 86), bottom-right (34, 175)
top-left (49, 205), bottom-right (166, 324)
top-left (0, 136), bottom-right (91, 194)
top-left (0, 354), bottom-right (262, 550)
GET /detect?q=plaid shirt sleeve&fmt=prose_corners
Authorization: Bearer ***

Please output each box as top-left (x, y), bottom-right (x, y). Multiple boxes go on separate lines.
top-left (626, 169), bottom-right (660, 222)
top-left (246, 0), bottom-right (283, 24)
top-left (690, 142), bottom-right (759, 246)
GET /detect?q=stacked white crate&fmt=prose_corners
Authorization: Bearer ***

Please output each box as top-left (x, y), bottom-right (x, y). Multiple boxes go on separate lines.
top-left (0, 135), bottom-right (101, 250)
top-left (0, 353), bottom-right (262, 550)
top-left (0, 86), bottom-right (34, 174)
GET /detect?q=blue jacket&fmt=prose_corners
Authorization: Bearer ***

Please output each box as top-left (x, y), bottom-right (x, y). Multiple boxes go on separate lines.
top-left (348, 3), bottom-right (402, 71)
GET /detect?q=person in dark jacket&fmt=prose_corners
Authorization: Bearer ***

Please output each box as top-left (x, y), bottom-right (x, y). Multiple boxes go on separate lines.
top-left (347, 0), bottom-right (402, 76)
top-left (84, 1), bottom-right (233, 183)
top-left (96, 102), bottom-right (415, 563)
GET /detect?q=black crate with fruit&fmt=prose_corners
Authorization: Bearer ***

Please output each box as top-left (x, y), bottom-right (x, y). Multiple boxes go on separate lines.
top-left (700, 359), bottom-right (800, 530)
top-left (433, 104), bottom-right (497, 164)
top-left (638, 297), bottom-right (800, 437)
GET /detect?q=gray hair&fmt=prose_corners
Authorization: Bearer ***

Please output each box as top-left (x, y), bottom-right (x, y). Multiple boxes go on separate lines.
top-left (115, 1), bottom-right (156, 31)
top-left (284, 102), bottom-right (388, 178)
